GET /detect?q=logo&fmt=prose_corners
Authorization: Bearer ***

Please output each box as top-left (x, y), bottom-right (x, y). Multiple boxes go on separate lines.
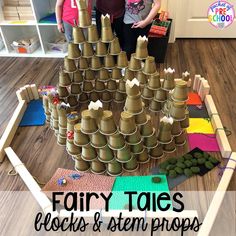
top-left (208, 1), bottom-right (235, 29)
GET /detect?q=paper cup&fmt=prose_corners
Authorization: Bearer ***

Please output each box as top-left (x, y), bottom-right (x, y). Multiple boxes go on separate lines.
top-left (81, 144), bottom-right (97, 161)
top-left (109, 37), bottom-right (121, 55)
top-left (98, 144), bottom-right (114, 163)
top-left (81, 110), bottom-right (98, 134)
top-left (99, 110), bottom-right (117, 135)
top-left (67, 42), bottom-right (81, 59)
top-left (116, 145), bottom-right (132, 163)
top-left (149, 144), bottom-right (164, 159)
top-left (108, 133), bottom-right (126, 150)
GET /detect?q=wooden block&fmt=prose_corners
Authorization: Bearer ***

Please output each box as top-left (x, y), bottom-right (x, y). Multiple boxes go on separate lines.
top-left (0, 101), bottom-right (27, 163)
top-left (3, 11), bottom-right (19, 17)
top-left (20, 87), bottom-right (30, 103)
top-left (3, 6), bottom-right (18, 11)
top-left (193, 74), bottom-right (201, 91)
top-left (199, 80), bottom-right (210, 101)
top-left (17, 6), bottom-right (32, 13)
top-left (4, 16), bottom-right (20, 20)
top-left (4, 147), bottom-right (59, 217)
top-left (216, 129), bottom-right (232, 158)
top-left (211, 114), bottom-right (223, 132)
top-left (24, 85), bottom-right (34, 101)
top-left (204, 95), bottom-right (218, 116)
top-left (16, 89), bottom-right (24, 101)
top-left (4, 0), bottom-right (19, 6)
top-left (19, 15), bottom-right (34, 20)
top-left (197, 77), bottom-right (205, 95)
top-left (30, 84), bottom-right (39, 100)
top-left (198, 152), bottom-right (236, 236)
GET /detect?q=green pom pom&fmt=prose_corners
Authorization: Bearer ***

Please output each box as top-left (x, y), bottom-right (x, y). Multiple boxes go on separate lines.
top-left (209, 157), bottom-right (219, 164)
top-left (203, 152), bottom-right (210, 159)
top-left (178, 156), bottom-right (185, 162)
top-left (176, 162), bottom-right (186, 169)
top-left (193, 152), bottom-right (203, 158)
top-left (184, 160), bottom-right (192, 167)
top-left (159, 161), bottom-right (169, 170)
top-left (166, 164), bottom-right (175, 171)
top-left (184, 168), bottom-right (193, 177)
top-left (168, 158), bottom-right (177, 165)
top-left (175, 167), bottom-right (183, 174)
top-left (169, 170), bottom-right (177, 178)
top-left (191, 159), bottom-right (198, 166)
top-left (191, 166), bottom-right (200, 174)
top-left (184, 154), bottom-right (193, 160)
top-left (152, 177), bottom-right (161, 183)
top-left (197, 158), bottom-right (206, 165)
top-left (205, 161), bottom-right (214, 170)
top-left (159, 169), bottom-right (168, 175)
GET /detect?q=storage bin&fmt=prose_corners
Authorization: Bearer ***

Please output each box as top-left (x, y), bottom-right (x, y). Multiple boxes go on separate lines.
top-left (148, 19), bottom-right (172, 63)
top-left (11, 40), bottom-right (40, 54)
top-left (47, 42), bottom-right (68, 53)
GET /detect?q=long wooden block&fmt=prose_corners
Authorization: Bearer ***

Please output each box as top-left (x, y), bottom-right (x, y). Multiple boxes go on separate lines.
top-left (198, 153), bottom-right (236, 236)
top-left (204, 95), bottom-right (218, 116)
top-left (0, 101), bottom-right (27, 162)
top-left (193, 74), bottom-right (201, 91)
top-left (199, 80), bottom-right (210, 101)
top-left (16, 89), bottom-right (24, 101)
top-left (30, 84), bottom-right (39, 100)
top-left (24, 85), bottom-right (34, 101)
top-left (4, 147), bottom-right (58, 217)
top-left (211, 114), bottom-right (223, 132)
top-left (20, 87), bottom-right (30, 103)
top-left (216, 129), bottom-right (232, 158)
top-left (197, 77), bottom-right (205, 94)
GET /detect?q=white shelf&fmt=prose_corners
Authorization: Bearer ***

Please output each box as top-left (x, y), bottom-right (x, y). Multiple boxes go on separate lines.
top-left (0, 20), bottom-right (37, 26)
top-left (0, 0), bottom-right (68, 57)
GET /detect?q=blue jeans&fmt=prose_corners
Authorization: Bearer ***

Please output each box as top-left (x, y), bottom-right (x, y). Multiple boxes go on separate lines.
top-left (63, 21), bottom-right (73, 42)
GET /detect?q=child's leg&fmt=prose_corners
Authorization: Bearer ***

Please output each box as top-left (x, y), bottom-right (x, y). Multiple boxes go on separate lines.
top-left (123, 23), bottom-right (138, 59)
top-left (95, 8), bottom-right (102, 37)
top-left (112, 15), bottom-right (124, 49)
top-left (63, 21), bottom-right (73, 42)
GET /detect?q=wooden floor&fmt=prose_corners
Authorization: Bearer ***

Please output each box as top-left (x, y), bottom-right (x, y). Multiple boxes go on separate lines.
top-left (0, 39), bottom-right (236, 191)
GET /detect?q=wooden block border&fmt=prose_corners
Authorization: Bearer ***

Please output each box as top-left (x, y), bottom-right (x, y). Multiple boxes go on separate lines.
top-left (0, 100), bottom-right (27, 162)
top-left (0, 79), bottom-right (234, 235)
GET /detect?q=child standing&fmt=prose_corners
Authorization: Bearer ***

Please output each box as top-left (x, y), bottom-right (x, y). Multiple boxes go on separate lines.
top-left (95, 0), bottom-right (125, 48)
top-left (123, 0), bottom-right (161, 58)
top-left (55, 0), bottom-right (92, 42)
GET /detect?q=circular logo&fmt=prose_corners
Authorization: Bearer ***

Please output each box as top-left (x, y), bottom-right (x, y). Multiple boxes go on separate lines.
top-left (208, 1), bottom-right (235, 29)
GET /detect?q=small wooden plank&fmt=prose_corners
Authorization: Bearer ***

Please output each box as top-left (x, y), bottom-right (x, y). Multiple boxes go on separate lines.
top-left (0, 101), bottom-right (27, 163)
top-left (204, 95), bottom-right (218, 116)
top-left (199, 80), bottom-right (210, 101)
top-left (211, 114), bottom-right (224, 133)
top-left (16, 89), bottom-right (23, 102)
top-left (198, 153), bottom-right (236, 236)
top-left (193, 74), bottom-right (201, 91)
top-left (216, 129), bottom-right (232, 158)
top-left (30, 84), bottom-right (39, 100)
top-left (20, 87), bottom-right (30, 103)
top-left (24, 85), bottom-right (34, 101)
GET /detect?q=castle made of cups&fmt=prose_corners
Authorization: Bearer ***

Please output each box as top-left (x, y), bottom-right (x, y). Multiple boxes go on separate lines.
top-left (42, 0), bottom-right (190, 176)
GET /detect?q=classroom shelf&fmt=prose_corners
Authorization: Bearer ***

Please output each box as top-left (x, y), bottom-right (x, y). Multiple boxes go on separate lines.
top-left (0, 0), bottom-right (68, 57)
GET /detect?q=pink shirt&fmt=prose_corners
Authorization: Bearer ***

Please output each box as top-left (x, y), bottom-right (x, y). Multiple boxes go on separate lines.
top-left (62, 0), bottom-right (92, 26)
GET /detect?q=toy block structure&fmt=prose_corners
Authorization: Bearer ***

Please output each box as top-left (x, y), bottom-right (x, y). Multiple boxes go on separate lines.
top-left (41, 10), bottom-right (192, 176)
